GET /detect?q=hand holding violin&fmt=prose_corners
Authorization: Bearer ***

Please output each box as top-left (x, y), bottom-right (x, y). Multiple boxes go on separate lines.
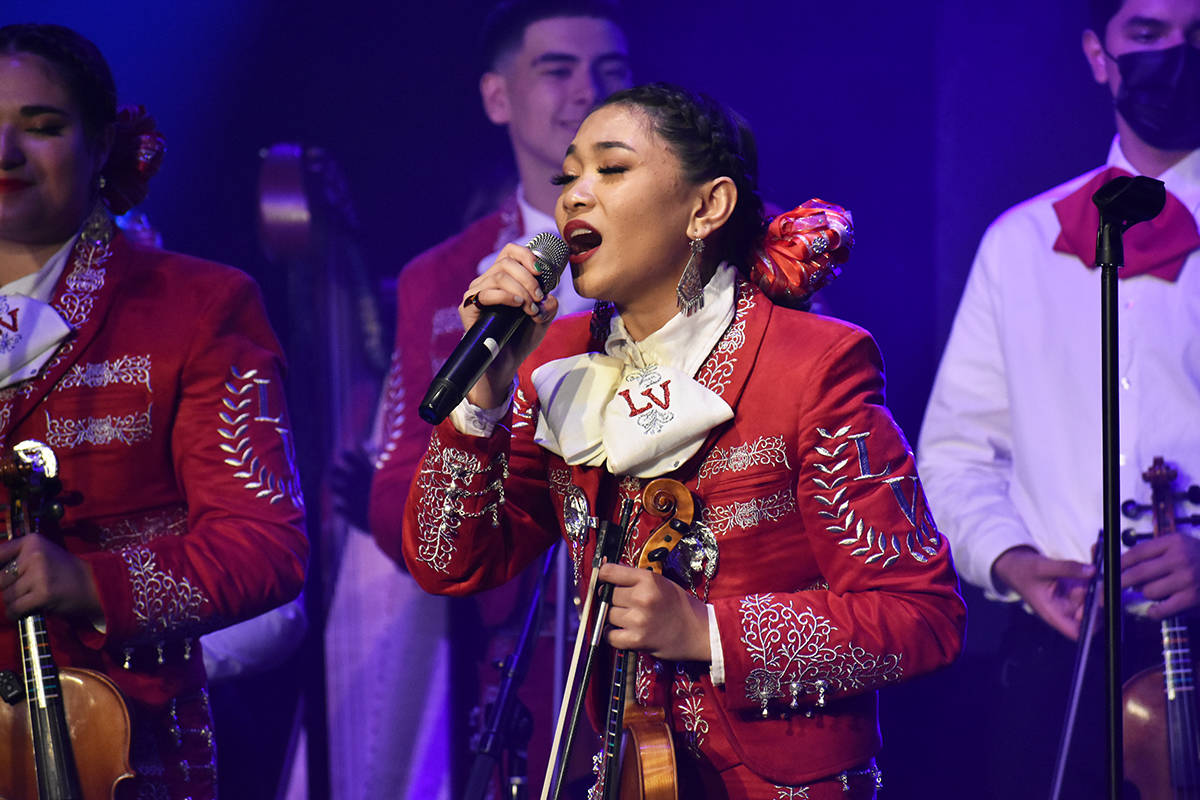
top-left (1121, 532), bottom-right (1200, 619)
top-left (0, 534), bottom-right (103, 623)
top-left (460, 243), bottom-right (560, 410)
top-left (597, 562), bottom-right (710, 662)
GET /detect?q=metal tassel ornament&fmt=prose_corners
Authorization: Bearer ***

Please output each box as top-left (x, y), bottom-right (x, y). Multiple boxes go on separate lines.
top-left (676, 237), bottom-right (705, 315)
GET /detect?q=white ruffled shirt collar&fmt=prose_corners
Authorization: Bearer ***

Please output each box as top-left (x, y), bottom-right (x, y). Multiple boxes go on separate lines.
top-left (531, 263), bottom-right (739, 477)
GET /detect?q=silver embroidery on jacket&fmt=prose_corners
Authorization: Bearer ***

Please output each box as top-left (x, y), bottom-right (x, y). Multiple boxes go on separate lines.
top-left (739, 593), bottom-right (903, 712)
top-left (58, 353), bottom-right (152, 391)
top-left (698, 434), bottom-right (790, 483)
top-left (374, 351), bottom-right (406, 468)
top-left (674, 665), bottom-right (710, 752)
top-left (812, 426), bottom-right (940, 567)
top-left (701, 488), bottom-right (797, 538)
top-left (98, 504), bottom-right (189, 550)
top-left (414, 431), bottom-right (508, 573)
top-left (45, 405), bottom-right (152, 448)
top-left (219, 367), bottom-right (303, 509)
top-left (120, 546), bottom-right (210, 635)
top-left (695, 282), bottom-right (755, 397)
top-left (512, 386), bottom-right (535, 430)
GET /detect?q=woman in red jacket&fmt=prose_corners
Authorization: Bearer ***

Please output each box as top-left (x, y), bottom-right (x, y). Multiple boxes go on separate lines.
top-left (388, 83), bottom-right (964, 799)
top-left (0, 24), bottom-right (306, 799)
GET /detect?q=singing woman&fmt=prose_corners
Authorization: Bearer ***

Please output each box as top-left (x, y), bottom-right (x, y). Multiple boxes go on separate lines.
top-left (385, 83), bottom-right (965, 799)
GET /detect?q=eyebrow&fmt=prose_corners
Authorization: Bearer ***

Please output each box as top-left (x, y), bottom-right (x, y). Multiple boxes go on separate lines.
top-left (531, 52), bottom-right (581, 67)
top-left (20, 104), bottom-right (70, 117)
top-left (564, 140), bottom-right (636, 157)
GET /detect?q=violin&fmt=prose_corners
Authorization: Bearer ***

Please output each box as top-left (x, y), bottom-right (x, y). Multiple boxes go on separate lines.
top-left (542, 479), bottom-right (693, 800)
top-left (596, 478), bottom-right (691, 800)
top-left (1122, 456), bottom-right (1200, 800)
top-left (0, 440), bottom-right (133, 800)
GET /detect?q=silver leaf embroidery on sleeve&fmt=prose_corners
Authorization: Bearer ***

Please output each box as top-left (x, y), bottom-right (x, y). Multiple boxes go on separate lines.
top-left (414, 430), bottom-right (508, 574)
top-left (738, 593), bottom-right (902, 714)
top-left (812, 426), bottom-right (940, 567)
top-left (120, 546), bottom-right (210, 636)
top-left (219, 367), bottom-right (303, 509)
top-left (374, 351), bottom-right (406, 468)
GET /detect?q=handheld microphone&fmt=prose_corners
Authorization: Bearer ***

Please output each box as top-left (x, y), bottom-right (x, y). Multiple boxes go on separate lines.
top-left (419, 232), bottom-right (569, 425)
top-left (1092, 175), bottom-right (1165, 268)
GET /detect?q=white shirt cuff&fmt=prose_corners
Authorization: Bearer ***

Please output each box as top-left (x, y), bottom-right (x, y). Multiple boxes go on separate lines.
top-left (706, 604), bottom-right (725, 686)
top-left (447, 380), bottom-right (517, 437)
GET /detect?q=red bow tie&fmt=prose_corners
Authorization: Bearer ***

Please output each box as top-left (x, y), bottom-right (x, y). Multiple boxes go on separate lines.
top-left (1052, 166), bottom-right (1200, 282)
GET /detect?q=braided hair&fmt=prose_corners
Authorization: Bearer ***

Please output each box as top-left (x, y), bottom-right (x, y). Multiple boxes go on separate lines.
top-left (0, 24), bottom-right (117, 142)
top-left (598, 83), bottom-right (766, 275)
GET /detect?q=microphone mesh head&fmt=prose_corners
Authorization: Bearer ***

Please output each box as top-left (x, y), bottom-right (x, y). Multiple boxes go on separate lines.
top-left (527, 232), bottom-right (569, 293)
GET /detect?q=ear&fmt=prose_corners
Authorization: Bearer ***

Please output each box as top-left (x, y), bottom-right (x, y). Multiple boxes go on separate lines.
top-left (91, 121), bottom-right (116, 180)
top-left (688, 177), bottom-right (737, 240)
top-left (1082, 29), bottom-right (1110, 86)
top-left (480, 71), bottom-right (511, 126)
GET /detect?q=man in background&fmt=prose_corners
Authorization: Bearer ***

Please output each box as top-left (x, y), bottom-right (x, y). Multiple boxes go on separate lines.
top-left (362, 2), bottom-right (632, 794)
top-left (918, 0), bottom-right (1200, 796)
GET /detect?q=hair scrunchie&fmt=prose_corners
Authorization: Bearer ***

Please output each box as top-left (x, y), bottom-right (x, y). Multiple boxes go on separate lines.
top-left (100, 105), bottom-right (166, 215)
top-left (751, 199), bottom-right (853, 308)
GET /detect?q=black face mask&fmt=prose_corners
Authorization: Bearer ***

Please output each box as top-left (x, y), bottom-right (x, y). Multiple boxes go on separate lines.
top-left (1111, 44), bottom-right (1200, 151)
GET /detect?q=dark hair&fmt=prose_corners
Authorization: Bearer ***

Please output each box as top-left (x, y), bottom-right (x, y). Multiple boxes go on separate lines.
top-left (1087, 0), bottom-right (1124, 36)
top-left (0, 23), bottom-right (117, 141)
top-left (480, 0), bottom-right (625, 71)
top-left (599, 82), bottom-right (765, 272)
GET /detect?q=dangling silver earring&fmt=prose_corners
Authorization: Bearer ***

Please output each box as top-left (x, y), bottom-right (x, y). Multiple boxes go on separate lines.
top-left (97, 175), bottom-right (107, 190)
top-left (676, 237), bottom-right (705, 316)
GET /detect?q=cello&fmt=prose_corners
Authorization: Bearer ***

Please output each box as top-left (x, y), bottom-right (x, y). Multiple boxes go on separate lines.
top-left (0, 440), bottom-right (133, 800)
top-left (1122, 456), bottom-right (1200, 800)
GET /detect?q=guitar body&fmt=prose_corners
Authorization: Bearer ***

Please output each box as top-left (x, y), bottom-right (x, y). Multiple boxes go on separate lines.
top-left (0, 667), bottom-right (134, 800)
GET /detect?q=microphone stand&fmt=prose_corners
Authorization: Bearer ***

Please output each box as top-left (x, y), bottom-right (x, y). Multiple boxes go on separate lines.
top-left (462, 544), bottom-right (560, 800)
top-left (1092, 174), bottom-right (1166, 800)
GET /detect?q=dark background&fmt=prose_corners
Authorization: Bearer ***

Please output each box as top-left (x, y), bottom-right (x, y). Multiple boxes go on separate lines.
top-left (5, 0), bottom-right (1119, 795)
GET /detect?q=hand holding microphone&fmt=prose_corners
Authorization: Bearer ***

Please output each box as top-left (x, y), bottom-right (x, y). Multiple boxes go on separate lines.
top-left (419, 232), bottom-right (569, 424)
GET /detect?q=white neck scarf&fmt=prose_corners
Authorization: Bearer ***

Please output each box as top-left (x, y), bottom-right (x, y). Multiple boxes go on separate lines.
top-left (0, 236), bottom-right (75, 389)
top-left (532, 263), bottom-right (738, 477)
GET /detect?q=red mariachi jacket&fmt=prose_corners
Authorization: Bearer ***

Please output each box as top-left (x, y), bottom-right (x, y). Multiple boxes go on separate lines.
top-left (395, 280), bottom-right (965, 786)
top-left (367, 195), bottom-right (521, 557)
top-left (0, 222), bottom-right (307, 797)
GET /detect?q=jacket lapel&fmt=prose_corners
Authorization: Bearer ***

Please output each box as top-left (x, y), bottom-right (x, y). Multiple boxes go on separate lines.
top-left (0, 222), bottom-right (125, 442)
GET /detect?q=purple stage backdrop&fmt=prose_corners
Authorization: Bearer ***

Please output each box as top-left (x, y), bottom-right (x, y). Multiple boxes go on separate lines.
top-left (3, 1), bottom-right (1117, 797)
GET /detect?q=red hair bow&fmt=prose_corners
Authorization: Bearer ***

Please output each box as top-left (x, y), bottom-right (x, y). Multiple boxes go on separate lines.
top-left (100, 105), bottom-right (166, 215)
top-left (752, 199), bottom-right (853, 307)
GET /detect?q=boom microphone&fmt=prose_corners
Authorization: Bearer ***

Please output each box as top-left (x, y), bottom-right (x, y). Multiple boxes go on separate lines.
top-left (419, 232), bottom-right (569, 425)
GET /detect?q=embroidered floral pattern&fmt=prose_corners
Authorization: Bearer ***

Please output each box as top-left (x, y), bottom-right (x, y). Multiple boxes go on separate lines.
top-left (698, 434), bottom-right (791, 483)
top-left (98, 504), bottom-right (188, 550)
top-left (59, 353), bottom-right (152, 391)
top-left (701, 488), bottom-right (797, 538)
top-left (674, 665), bottom-right (710, 751)
top-left (695, 281), bottom-right (755, 397)
top-left (414, 431), bottom-right (508, 573)
top-left (374, 353), bottom-right (405, 468)
top-left (219, 367), bottom-right (303, 509)
top-left (45, 405), bottom-right (152, 448)
top-left (120, 546), bottom-right (210, 636)
top-left (739, 593), bottom-right (902, 712)
top-left (773, 787), bottom-right (810, 800)
top-left (812, 426), bottom-right (941, 568)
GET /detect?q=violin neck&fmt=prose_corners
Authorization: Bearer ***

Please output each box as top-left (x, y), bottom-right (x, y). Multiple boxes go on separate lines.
top-left (1161, 616), bottom-right (1200, 794)
top-left (18, 612), bottom-right (83, 800)
top-left (599, 649), bottom-right (635, 799)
